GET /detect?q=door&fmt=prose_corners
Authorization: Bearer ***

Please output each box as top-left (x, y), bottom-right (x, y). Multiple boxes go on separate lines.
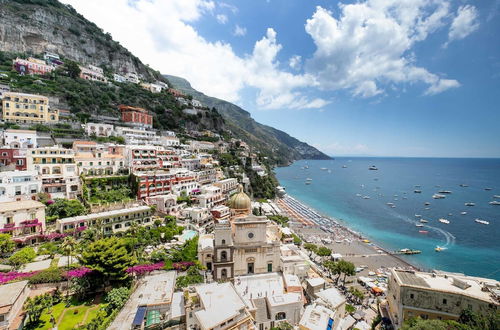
top-left (247, 262), bottom-right (254, 274)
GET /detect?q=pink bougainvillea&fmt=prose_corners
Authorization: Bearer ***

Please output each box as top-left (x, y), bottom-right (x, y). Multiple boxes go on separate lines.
top-left (125, 262), bottom-right (165, 275)
top-left (65, 267), bottom-right (93, 278)
top-left (0, 271), bottom-right (39, 284)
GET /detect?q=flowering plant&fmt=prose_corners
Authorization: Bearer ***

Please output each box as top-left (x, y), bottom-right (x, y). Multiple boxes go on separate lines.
top-left (0, 271), bottom-right (39, 284)
top-left (65, 267), bottom-right (93, 278)
top-left (125, 262), bottom-right (164, 275)
top-left (172, 261), bottom-right (195, 271)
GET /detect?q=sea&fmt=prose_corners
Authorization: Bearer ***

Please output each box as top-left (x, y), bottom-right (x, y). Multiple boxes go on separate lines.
top-left (275, 158), bottom-right (500, 280)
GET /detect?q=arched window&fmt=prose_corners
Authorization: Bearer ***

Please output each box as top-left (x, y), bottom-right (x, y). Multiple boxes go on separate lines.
top-left (221, 269), bottom-right (227, 279)
top-left (221, 251), bottom-right (227, 261)
top-left (221, 239), bottom-right (226, 245)
top-left (275, 312), bottom-right (286, 321)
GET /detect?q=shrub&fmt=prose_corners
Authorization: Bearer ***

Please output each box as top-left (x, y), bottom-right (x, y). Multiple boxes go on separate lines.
top-left (28, 268), bottom-right (63, 284)
top-left (9, 247), bottom-right (36, 266)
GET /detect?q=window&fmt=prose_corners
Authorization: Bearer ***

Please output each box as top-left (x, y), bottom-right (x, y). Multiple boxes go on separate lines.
top-left (443, 299), bottom-right (447, 305)
top-left (220, 251), bottom-right (227, 261)
top-left (221, 239), bottom-right (226, 245)
top-left (267, 263), bottom-right (273, 272)
top-left (410, 294), bottom-right (414, 299)
top-left (275, 312), bottom-right (286, 320)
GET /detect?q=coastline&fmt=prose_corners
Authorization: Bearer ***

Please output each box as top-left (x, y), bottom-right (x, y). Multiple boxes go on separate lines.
top-left (276, 194), bottom-right (420, 275)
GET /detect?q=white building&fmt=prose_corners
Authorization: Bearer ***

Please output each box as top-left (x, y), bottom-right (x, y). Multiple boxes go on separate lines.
top-left (299, 304), bottom-right (336, 330)
top-left (125, 72), bottom-right (140, 84)
top-left (56, 205), bottom-right (152, 235)
top-left (314, 288), bottom-right (346, 327)
top-left (234, 272), bottom-right (304, 328)
top-left (185, 282), bottom-right (255, 330)
top-left (79, 65), bottom-right (107, 82)
top-left (181, 207), bottom-right (212, 226)
top-left (113, 73), bottom-right (127, 83)
top-left (114, 126), bottom-right (160, 145)
top-left (196, 185), bottom-right (225, 209)
top-left (146, 194), bottom-right (180, 215)
top-left (2, 129), bottom-right (37, 148)
top-left (85, 122), bottom-right (114, 137)
top-left (0, 170), bottom-right (42, 202)
top-left (0, 200), bottom-right (46, 244)
top-left (160, 135), bottom-right (180, 147)
top-left (214, 178), bottom-right (238, 195)
top-left (0, 281), bottom-right (30, 330)
top-left (191, 99), bottom-right (203, 108)
top-left (280, 244), bottom-right (310, 280)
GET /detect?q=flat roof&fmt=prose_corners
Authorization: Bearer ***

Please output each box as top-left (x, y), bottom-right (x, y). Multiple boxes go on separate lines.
top-left (300, 304), bottom-right (334, 330)
top-left (195, 282), bottom-right (247, 329)
top-left (0, 280), bottom-right (28, 307)
top-left (283, 273), bottom-right (301, 288)
top-left (137, 272), bottom-right (176, 306)
top-left (307, 277), bottom-right (326, 288)
top-left (0, 200), bottom-right (45, 212)
top-left (171, 292), bottom-right (185, 319)
top-left (316, 288), bottom-right (346, 309)
top-left (198, 234), bottom-right (214, 251)
top-left (58, 205), bottom-right (150, 224)
top-left (392, 269), bottom-right (499, 303)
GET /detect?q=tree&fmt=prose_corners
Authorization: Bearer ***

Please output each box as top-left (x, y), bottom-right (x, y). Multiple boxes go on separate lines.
top-left (24, 293), bottom-right (53, 325)
top-left (9, 246), bottom-right (36, 267)
top-left (62, 236), bottom-right (77, 299)
top-left (323, 260), bottom-right (340, 279)
top-left (79, 237), bottom-right (137, 281)
top-left (346, 304), bottom-right (356, 314)
top-left (292, 234), bottom-right (302, 245)
top-left (46, 198), bottom-right (86, 220)
top-left (0, 233), bottom-right (15, 255)
top-left (63, 59), bottom-right (81, 79)
top-left (316, 246), bottom-right (332, 257)
top-left (105, 286), bottom-right (130, 313)
top-left (337, 260), bottom-right (356, 285)
top-left (304, 243), bottom-right (318, 256)
top-left (402, 318), bottom-right (466, 330)
top-left (349, 287), bottom-right (365, 305)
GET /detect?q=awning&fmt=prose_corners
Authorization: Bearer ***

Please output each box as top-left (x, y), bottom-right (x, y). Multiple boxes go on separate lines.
top-left (132, 306), bottom-right (147, 327)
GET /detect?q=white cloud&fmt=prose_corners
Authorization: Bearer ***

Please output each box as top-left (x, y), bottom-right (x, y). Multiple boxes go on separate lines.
top-left (233, 24), bottom-right (247, 37)
top-left (216, 14), bottom-right (228, 24)
top-left (446, 5), bottom-right (479, 45)
top-left (304, 2), bottom-right (459, 97)
top-left (288, 55), bottom-right (302, 70)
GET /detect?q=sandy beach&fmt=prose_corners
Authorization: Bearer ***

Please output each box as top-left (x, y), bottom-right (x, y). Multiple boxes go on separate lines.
top-left (276, 195), bottom-right (418, 278)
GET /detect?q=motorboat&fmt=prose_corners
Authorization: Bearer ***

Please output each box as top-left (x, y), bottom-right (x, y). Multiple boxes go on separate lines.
top-left (489, 201), bottom-right (500, 205)
top-left (438, 218), bottom-right (450, 224)
top-left (419, 230), bottom-right (429, 234)
top-left (435, 246), bottom-right (444, 252)
top-left (460, 211), bottom-right (467, 215)
top-left (459, 184), bottom-right (469, 187)
top-left (415, 224), bottom-right (424, 227)
top-left (305, 181), bottom-right (311, 185)
top-left (465, 202), bottom-right (475, 206)
top-left (386, 202), bottom-right (395, 206)
top-left (414, 190), bottom-right (422, 193)
top-left (433, 194), bottom-right (446, 199)
top-left (356, 194), bottom-right (362, 197)
top-left (415, 214), bottom-right (422, 218)
top-left (342, 165), bottom-right (347, 168)
top-left (485, 187), bottom-right (493, 191)
top-left (369, 165), bottom-right (378, 170)
top-left (494, 195), bottom-right (500, 199)
top-left (420, 219), bottom-right (428, 223)
top-left (438, 190), bottom-right (452, 194)
top-left (320, 167), bottom-right (328, 170)
top-left (475, 219), bottom-right (489, 225)
top-left (363, 196), bottom-right (370, 199)
top-left (424, 202), bottom-right (431, 206)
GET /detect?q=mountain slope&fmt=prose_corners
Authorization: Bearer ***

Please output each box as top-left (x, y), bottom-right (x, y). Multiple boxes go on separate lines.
top-left (164, 75), bottom-right (330, 165)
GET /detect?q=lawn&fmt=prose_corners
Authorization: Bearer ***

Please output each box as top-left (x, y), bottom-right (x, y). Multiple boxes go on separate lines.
top-left (35, 299), bottom-right (106, 330)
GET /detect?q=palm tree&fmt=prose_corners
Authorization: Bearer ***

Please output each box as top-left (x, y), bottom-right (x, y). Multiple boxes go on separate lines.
top-left (61, 236), bottom-right (77, 300)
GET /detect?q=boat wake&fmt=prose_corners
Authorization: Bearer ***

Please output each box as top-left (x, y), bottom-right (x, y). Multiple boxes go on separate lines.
top-left (391, 212), bottom-right (456, 248)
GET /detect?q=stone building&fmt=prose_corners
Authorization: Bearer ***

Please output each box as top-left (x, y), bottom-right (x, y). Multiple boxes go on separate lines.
top-left (387, 269), bottom-right (500, 328)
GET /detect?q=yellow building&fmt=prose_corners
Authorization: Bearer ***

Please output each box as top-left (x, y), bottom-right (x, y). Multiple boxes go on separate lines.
top-left (386, 269), bottom-right (499, 328)
top-left (1, 92), bottom-right (58, 123)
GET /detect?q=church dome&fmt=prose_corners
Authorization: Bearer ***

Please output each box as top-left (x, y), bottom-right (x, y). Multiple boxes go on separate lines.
top-left (228, 185), bottom-right (251, 212)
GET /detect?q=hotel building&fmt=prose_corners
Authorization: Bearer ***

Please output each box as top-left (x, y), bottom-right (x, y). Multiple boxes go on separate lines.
top-left (0, 170), bottom-right (42, 203)
top-left (119, 105), bottom-right (153, 128)
top-left (0, 200), bottom-right (46, 244)
top-left (1, 92), bottom-right (58, 123)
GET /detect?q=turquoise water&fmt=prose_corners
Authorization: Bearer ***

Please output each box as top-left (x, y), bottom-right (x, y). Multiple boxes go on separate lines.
top-left (275, 158), bottom-right (500, 280)
top-left (181, 230), bottom-right (197, 241)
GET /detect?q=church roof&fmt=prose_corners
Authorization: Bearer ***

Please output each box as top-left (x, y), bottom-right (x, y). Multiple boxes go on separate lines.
top-left (228, 184), bottom-right (251, 211)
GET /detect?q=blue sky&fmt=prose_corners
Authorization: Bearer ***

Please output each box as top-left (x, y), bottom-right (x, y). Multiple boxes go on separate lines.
top-left (64, 0), bottom-right (500, 157)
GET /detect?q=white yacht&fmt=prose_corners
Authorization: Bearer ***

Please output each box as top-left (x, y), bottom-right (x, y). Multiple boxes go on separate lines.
top-left (465, 202), bottom-right (475, 206)
top-left (438, 218), bottom-right (450, 224)
top-left (489, 201), bottom-right (500, 205)
top-left (475, 219), bottom-right (489, 225)
top-left (433, 194), bottom-right (446, 199)
top-left (460, 211), bottom-right (467, 215)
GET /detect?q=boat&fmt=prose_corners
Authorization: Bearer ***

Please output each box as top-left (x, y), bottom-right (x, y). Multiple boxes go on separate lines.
top-left (494, 195), bottom-right (500, 199)
top-left (435, 246), bottom-right (444, 252)
top-left (362, 196), bottom-right (370, 199)
top-left (475, 219), bottom-right (490, 225)
top-left (419, 230), bottom-right (429, 234)
top-left (415, 214), bottom-right (422, 218)
top-left (424, 202), bottom-right (431, 205)
top-left (415, 224), bottom-right (424, 227)
top-left (414, 190), bottom-right (422, 193)
top-left (420, 219), bottom-right (428, 223)
top-left (342, 165), bottom-right (347, 168)
top-left (438, 218), bottom-right (450, 224)
top-left (424, 207), bottom-right (431, 210)
top-left (438, 190), bottom-right (452, 194)
top-left (320, 167), bottom-right (328, 171)
top-left (304, 165), bottom-right (309, 169)
top-left (459, 184), bottom-right (468, 187)
top-left (465, 202), bottom-right (475, 206)
top-left (448, 213), bottom-right (453, 216)
top-left (489, 201), bottom-right (500, 205)
top-left (433, 194), bottom-right (446, 199)
top-left (391, 205), bottom-right (396, 208)
top-left (485, 187), bottom-right (492, 191)
top-left (460, 211), bottom-right (467, 215)
top-left (399, 248), bottom-right (421, 255)
top-left (356, 194), bottom-right (362, 197)
top-left (369, 165), bottom-right (378, 170)
top-left (386, 202), bottom-right (395, 206)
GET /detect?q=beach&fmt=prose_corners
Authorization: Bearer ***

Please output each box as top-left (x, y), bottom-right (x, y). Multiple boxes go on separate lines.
top-left (276, 195), bottom-right (418, 278)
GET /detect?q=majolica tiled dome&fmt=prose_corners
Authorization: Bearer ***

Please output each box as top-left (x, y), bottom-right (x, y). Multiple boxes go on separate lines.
top-left (228, 184), bottom-right (251, 212)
